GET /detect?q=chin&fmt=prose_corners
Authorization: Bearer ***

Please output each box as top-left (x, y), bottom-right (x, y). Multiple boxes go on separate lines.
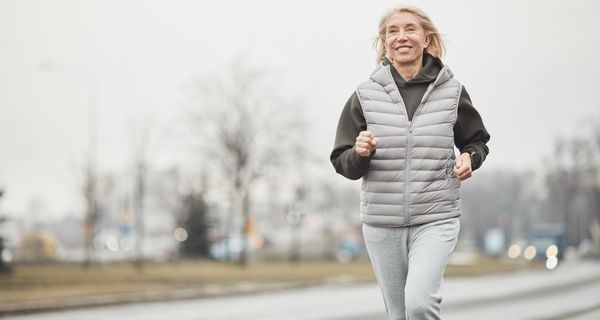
top-left (391, 54), bottom-right (420, 65)
top-left (392, 57), bottom-right (415, 64)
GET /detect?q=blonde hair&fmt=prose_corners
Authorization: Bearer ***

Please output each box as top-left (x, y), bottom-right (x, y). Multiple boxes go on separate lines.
top-left (374, 6), bottom-right (445, 62)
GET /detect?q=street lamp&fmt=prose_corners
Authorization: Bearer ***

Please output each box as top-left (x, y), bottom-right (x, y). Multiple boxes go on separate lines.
top-left (39, 60), bottom-right (99, 266)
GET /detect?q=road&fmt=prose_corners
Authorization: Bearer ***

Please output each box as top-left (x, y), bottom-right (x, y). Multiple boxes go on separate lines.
top-left (3, 261), bottom-right (600, 320)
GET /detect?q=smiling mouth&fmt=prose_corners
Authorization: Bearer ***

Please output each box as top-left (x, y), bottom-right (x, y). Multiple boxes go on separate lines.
top-left (396, 46), bottom-right (412, 53)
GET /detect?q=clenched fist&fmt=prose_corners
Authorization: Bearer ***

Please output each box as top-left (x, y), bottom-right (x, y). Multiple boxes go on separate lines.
top-left (355, 131), bottom-right (378, 157)
top-left (453, 153), bottom-right (472, 181)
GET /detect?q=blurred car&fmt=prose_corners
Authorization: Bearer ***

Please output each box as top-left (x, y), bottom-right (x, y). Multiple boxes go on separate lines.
top-left (526, 224), bottom-right (565, 260)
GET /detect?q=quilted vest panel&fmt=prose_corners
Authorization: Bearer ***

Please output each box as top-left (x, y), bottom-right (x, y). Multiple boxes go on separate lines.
top-left (356, 63), bottom-right (462, 227)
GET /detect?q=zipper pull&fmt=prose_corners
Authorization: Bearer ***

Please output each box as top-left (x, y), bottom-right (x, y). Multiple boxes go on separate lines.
top-left (408, 121), bottom-right (412, 133)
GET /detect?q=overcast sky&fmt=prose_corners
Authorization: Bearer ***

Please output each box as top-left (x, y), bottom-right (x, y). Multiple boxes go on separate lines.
top-left (1, 0), bottom-right (600, 219)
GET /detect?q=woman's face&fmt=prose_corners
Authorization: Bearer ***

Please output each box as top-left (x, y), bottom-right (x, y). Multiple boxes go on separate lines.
top-left (384, 12), bottom-right (429, 66)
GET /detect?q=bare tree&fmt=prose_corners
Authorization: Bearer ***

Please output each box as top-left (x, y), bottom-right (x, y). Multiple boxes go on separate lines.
top-left (317, 181), bottom-right (344, 261)
top-left (461, 170), bottom-right (538, 252)
top-left (588, 118), bottom-right (600, 225)
top-left (0, 187), bottom-right (11, 272)
top-left (186, 60), bottom-right (305, 266)
top-left (154, 167), bottom-right (186, 229)
top-left (81, 162), bottom-right (99, 266)
top-left (152, 166), bottom-right (213, 260)
top-left (544, 116), bottom-right (600, 249)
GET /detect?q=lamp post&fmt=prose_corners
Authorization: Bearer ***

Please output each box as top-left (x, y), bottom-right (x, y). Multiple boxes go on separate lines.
top-left (39, 61), bottom-right (99, 266)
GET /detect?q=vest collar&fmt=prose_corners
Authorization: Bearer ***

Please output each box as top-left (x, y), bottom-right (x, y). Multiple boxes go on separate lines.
top-left (370, 61), bottom-right (453, 89)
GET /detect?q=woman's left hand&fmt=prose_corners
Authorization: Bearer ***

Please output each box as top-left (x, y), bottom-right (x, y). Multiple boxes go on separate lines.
top-left (453, 153), bottom-right (472, 181)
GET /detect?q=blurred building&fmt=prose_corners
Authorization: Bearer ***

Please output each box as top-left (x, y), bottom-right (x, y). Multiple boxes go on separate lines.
top-left (15, 231), bottom-right (60, 262)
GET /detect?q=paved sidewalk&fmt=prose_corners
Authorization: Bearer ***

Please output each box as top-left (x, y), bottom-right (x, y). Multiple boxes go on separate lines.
top-left (1, 259), bottom-right (599, 318)
top-left (0, 279), bottom-right (332, 316)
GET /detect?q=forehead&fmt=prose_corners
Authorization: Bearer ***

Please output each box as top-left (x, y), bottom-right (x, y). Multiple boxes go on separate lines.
top-left (386, 12), bottom-right (422, 28)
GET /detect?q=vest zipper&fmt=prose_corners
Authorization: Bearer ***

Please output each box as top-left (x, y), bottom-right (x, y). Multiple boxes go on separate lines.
top-left (404, 78), bottom-right (438, 223)
top-left (388, 66), bottom-right (447, 226)
top-left (405, 120), bottom-right (413, 224)
top-left (405, 80), bottom-right (434, 224)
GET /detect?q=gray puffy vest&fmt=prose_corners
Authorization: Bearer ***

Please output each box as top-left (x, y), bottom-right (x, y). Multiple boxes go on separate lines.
top-left (356, 62), bottom-right (462, 227)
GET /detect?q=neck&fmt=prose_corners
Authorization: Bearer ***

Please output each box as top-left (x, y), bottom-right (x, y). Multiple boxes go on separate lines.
top-left (392, 58), bottom-right (422, 81)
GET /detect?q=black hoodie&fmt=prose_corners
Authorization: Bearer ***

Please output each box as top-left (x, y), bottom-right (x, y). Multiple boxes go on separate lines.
top-left (330, 53), bottom-right (490, 180)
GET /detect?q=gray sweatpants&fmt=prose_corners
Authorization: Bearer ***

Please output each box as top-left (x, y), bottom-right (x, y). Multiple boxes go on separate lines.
top-left (362, 217), bottom-right (460, 320)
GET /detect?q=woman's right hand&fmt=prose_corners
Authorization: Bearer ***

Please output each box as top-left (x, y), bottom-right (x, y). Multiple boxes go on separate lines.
top-left (355, 131), bottom-right (378, 157)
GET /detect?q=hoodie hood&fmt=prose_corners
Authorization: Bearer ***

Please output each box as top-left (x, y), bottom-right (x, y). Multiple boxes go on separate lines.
top-left (368, 52), bottom-right (454, 122)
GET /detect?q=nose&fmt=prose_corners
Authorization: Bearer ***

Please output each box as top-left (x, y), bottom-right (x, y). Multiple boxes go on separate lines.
top-left (396, 32), bottom-right (408, 42)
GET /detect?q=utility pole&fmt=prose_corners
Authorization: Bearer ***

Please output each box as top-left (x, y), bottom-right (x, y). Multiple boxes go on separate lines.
top-left (131, 124), bottom-right (151, 268)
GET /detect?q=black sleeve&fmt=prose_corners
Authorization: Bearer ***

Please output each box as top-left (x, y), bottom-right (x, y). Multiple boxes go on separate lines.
top-left (454, 86), bottom-right (491, 171)
top-left (330, 92), bottom-right (373, 180)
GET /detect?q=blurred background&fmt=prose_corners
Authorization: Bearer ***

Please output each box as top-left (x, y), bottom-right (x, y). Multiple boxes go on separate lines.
top-left (1, 0), bottom-right (600, 319)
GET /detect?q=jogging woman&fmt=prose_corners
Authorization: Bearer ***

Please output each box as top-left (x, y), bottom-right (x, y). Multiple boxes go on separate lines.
top-left (330, 6), bottom-right (490, 319)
